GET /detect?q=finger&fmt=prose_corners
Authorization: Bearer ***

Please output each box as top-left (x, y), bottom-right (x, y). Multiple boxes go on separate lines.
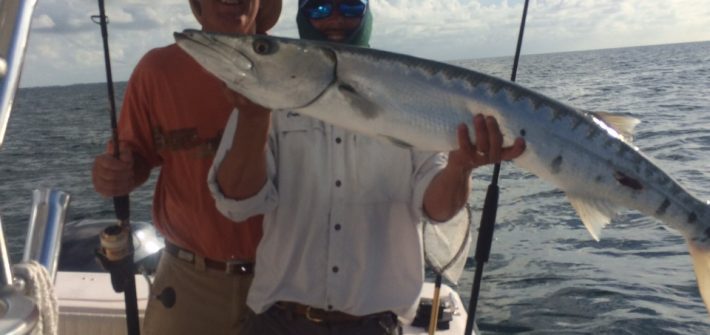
top-left (500, 138), bottom-right (527, 161)
top-left (93, 154), bottom-right (134, 183)
top-left (93, 171), bottom-right (134, 197)
top-left (485, 116), bottom-right (503, 163)
top-left (92, 173), bottom-right (133, 197)
top-left (473, 114), bottom-right (489, 156)
top-left (457, 123), bottom-right (474, 156)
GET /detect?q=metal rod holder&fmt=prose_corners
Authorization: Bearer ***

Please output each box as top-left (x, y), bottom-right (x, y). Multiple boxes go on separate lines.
top-left (22, 189), bottom-right (71, 280)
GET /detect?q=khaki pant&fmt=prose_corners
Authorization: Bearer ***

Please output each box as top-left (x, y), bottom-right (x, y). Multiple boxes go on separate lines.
top-left (142, 251), bottom-right (254, 335)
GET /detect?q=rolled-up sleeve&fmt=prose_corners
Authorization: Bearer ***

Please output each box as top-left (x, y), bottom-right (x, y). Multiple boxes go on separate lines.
top-left (409, 150), bottom-right (448, 222)
top-left (207, 110), bottom-right (279, 222)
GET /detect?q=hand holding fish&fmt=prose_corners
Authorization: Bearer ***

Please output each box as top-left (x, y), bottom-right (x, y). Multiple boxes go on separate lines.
top-left (424, 114), bottom-right (525, 222)
top-left (222, 84), bottom-right (271, 119)
top-left (449, 114), bottom-right (526, 172)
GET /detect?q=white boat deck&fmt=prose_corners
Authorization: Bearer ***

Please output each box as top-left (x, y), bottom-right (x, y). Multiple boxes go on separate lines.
top-left (55, 271), bottom-right (471, 334)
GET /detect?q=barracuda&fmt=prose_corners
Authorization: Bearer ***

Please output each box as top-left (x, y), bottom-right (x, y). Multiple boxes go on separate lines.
top-left (174, 30), bottom-right (710, 314)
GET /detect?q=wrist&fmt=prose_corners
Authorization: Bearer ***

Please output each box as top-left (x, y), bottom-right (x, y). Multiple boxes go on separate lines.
top-left (443, 160), bottom-right (474, 179)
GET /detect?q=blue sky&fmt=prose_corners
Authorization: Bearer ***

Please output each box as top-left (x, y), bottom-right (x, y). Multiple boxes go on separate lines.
top-left (18, 0), bottom-right (710, 87)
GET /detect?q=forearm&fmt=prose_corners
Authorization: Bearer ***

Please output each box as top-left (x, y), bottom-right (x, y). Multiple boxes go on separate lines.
top-left (423, 163), bottom-right (473, 222)
top-left (216, 111), bottom-right (271, 200)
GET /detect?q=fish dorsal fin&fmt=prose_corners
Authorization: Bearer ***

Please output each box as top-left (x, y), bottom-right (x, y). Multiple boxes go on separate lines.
top-left (567, 195), bottom-right (621, 241)
top-left (589, 111), bottom-right (640, 141)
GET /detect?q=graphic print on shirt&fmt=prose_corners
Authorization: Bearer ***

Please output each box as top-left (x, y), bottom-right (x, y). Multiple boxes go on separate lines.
top-left (153, 126), bottom-right (222, 158)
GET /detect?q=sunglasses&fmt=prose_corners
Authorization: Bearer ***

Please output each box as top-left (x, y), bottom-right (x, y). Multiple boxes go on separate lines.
top-left (302, 0), bottom-right (368, 20)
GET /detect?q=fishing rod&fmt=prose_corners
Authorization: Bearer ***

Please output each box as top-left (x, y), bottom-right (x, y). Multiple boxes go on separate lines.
top-left (91, 1), bottom-right (140, 334)
top-left (464, 0), bottom-right (530, 334)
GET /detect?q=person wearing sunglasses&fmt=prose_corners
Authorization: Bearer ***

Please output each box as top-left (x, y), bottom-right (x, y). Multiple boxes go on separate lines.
top-left (209, 1), bottom-right (525, 334)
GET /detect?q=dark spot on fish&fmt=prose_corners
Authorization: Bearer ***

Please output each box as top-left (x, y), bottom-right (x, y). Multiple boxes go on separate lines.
top-left (339, 83), bottom-right (355, 93)
top-left (614, 171), bottom-right (643, 190)
top-left (617, 145), bottom-right (629, 156)
top-left (595, 175), bottom-right (604, 183)
top-left (511, 90), bottom-right (526, 101)
top-left (550, 156), bottom-right (563, 174)
top-left (688, 212), bottom-right (698, 224)
top-left (655, 199), bottom-right (671, 216)
top-left (520, 129), bottom-right (526, 137)
top-left (571, 117), bottom-right (584, 130)
top-left (466, 77), bottom-right (481, 88)
top-left (291, 75), bottom-right (296, 79)
top-left (586, 127), bottom-right (599, 139)
top-left (551, 109), bottom-right (564, 121)
top-left (657, 175), bottom-right (670, 186)
top-left (488, 82), bottom-right (505, 94)
top-left (705, 227), bottom-right (710, 239)
top-left (533, 99), bottom-right (545, 110)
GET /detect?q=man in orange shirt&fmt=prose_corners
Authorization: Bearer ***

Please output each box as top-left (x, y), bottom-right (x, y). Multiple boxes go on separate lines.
top-left (91, 1), bottom-right (281, 334)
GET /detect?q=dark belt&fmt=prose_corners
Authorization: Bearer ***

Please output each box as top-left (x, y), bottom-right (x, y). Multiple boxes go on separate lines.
top-left (275, 301), bottom-right (396, 324)
top-left (164, 241), bottom-right (254, 275)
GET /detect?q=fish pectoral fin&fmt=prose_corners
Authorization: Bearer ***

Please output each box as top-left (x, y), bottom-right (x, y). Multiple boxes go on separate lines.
top-left (567, 195), bottom-right (621, 241)
top-left (688, 242), bottom-right (710, 316)
top-left (337, 82), bottom-right (381, 120)
top-left (588, 111), bottom-right (641, 141)
top-left (379, 135), bottom-right (414, 149)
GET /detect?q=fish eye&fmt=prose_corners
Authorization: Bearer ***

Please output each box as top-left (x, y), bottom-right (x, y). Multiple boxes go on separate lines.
top-left (252, 38), bottom-right (276, 55)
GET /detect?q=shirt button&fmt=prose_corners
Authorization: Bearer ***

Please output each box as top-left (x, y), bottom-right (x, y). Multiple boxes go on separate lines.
top-left (335, 180), bottom-right (342, 187)
top-left (335, 137), bottom-right (342, 144)
top-left (332, 266), bottom-right (339, 273)
top-left (334, 224), bottom-right (341, 231)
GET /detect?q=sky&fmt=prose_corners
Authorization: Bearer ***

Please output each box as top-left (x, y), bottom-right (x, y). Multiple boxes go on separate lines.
top-left (17, 0), bottom-right (710, 88)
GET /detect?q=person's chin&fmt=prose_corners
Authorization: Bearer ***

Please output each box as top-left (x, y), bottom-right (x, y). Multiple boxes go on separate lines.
top-left (324, 32), bottom-right (347, 42)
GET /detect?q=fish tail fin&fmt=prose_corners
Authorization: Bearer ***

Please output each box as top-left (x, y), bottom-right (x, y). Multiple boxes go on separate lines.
top-left (688, 240), bottom-right (710, 316)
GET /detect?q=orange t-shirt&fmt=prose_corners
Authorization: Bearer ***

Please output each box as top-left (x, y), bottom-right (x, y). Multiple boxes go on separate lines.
top-left (118, 44), bottom-right (261, 261)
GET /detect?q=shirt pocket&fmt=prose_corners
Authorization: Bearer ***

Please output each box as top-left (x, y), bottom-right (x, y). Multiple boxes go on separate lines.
top-left (274, 112), bottom-right (324, 134)
top-left (272, 112), bottom-right (326, 165)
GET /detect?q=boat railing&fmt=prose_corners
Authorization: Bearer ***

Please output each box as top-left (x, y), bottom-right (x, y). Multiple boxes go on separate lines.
top-left (0, 0), bottom-right (37, 147)
top-left (23, 189), bottom-right (71, 280)
top-left (0, 214), bottom-right (38, 335)
top-left (0, 188), bottom-right (69, 334)
top-left (1, 1), bottom-right (44, 333)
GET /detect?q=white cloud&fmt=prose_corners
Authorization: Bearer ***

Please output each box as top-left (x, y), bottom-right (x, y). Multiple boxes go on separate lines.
top-left (18, 0), bottom-right (710, 87)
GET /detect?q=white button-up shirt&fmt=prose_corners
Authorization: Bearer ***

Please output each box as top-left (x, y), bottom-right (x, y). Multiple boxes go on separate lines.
top-left (208, 110), bottom-right (447, 319)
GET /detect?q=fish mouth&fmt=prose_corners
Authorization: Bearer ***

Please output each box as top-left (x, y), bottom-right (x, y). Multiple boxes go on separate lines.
top-left (174, 30), bottom-right (254, 83)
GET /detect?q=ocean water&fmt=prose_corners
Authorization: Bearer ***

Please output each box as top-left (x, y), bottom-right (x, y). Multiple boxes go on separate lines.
top-left (2, 41), bottom-right (710, 333)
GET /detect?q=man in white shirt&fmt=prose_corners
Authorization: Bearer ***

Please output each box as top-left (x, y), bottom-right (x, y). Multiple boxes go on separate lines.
top-left (208, 0), bottom-right (525, 334)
